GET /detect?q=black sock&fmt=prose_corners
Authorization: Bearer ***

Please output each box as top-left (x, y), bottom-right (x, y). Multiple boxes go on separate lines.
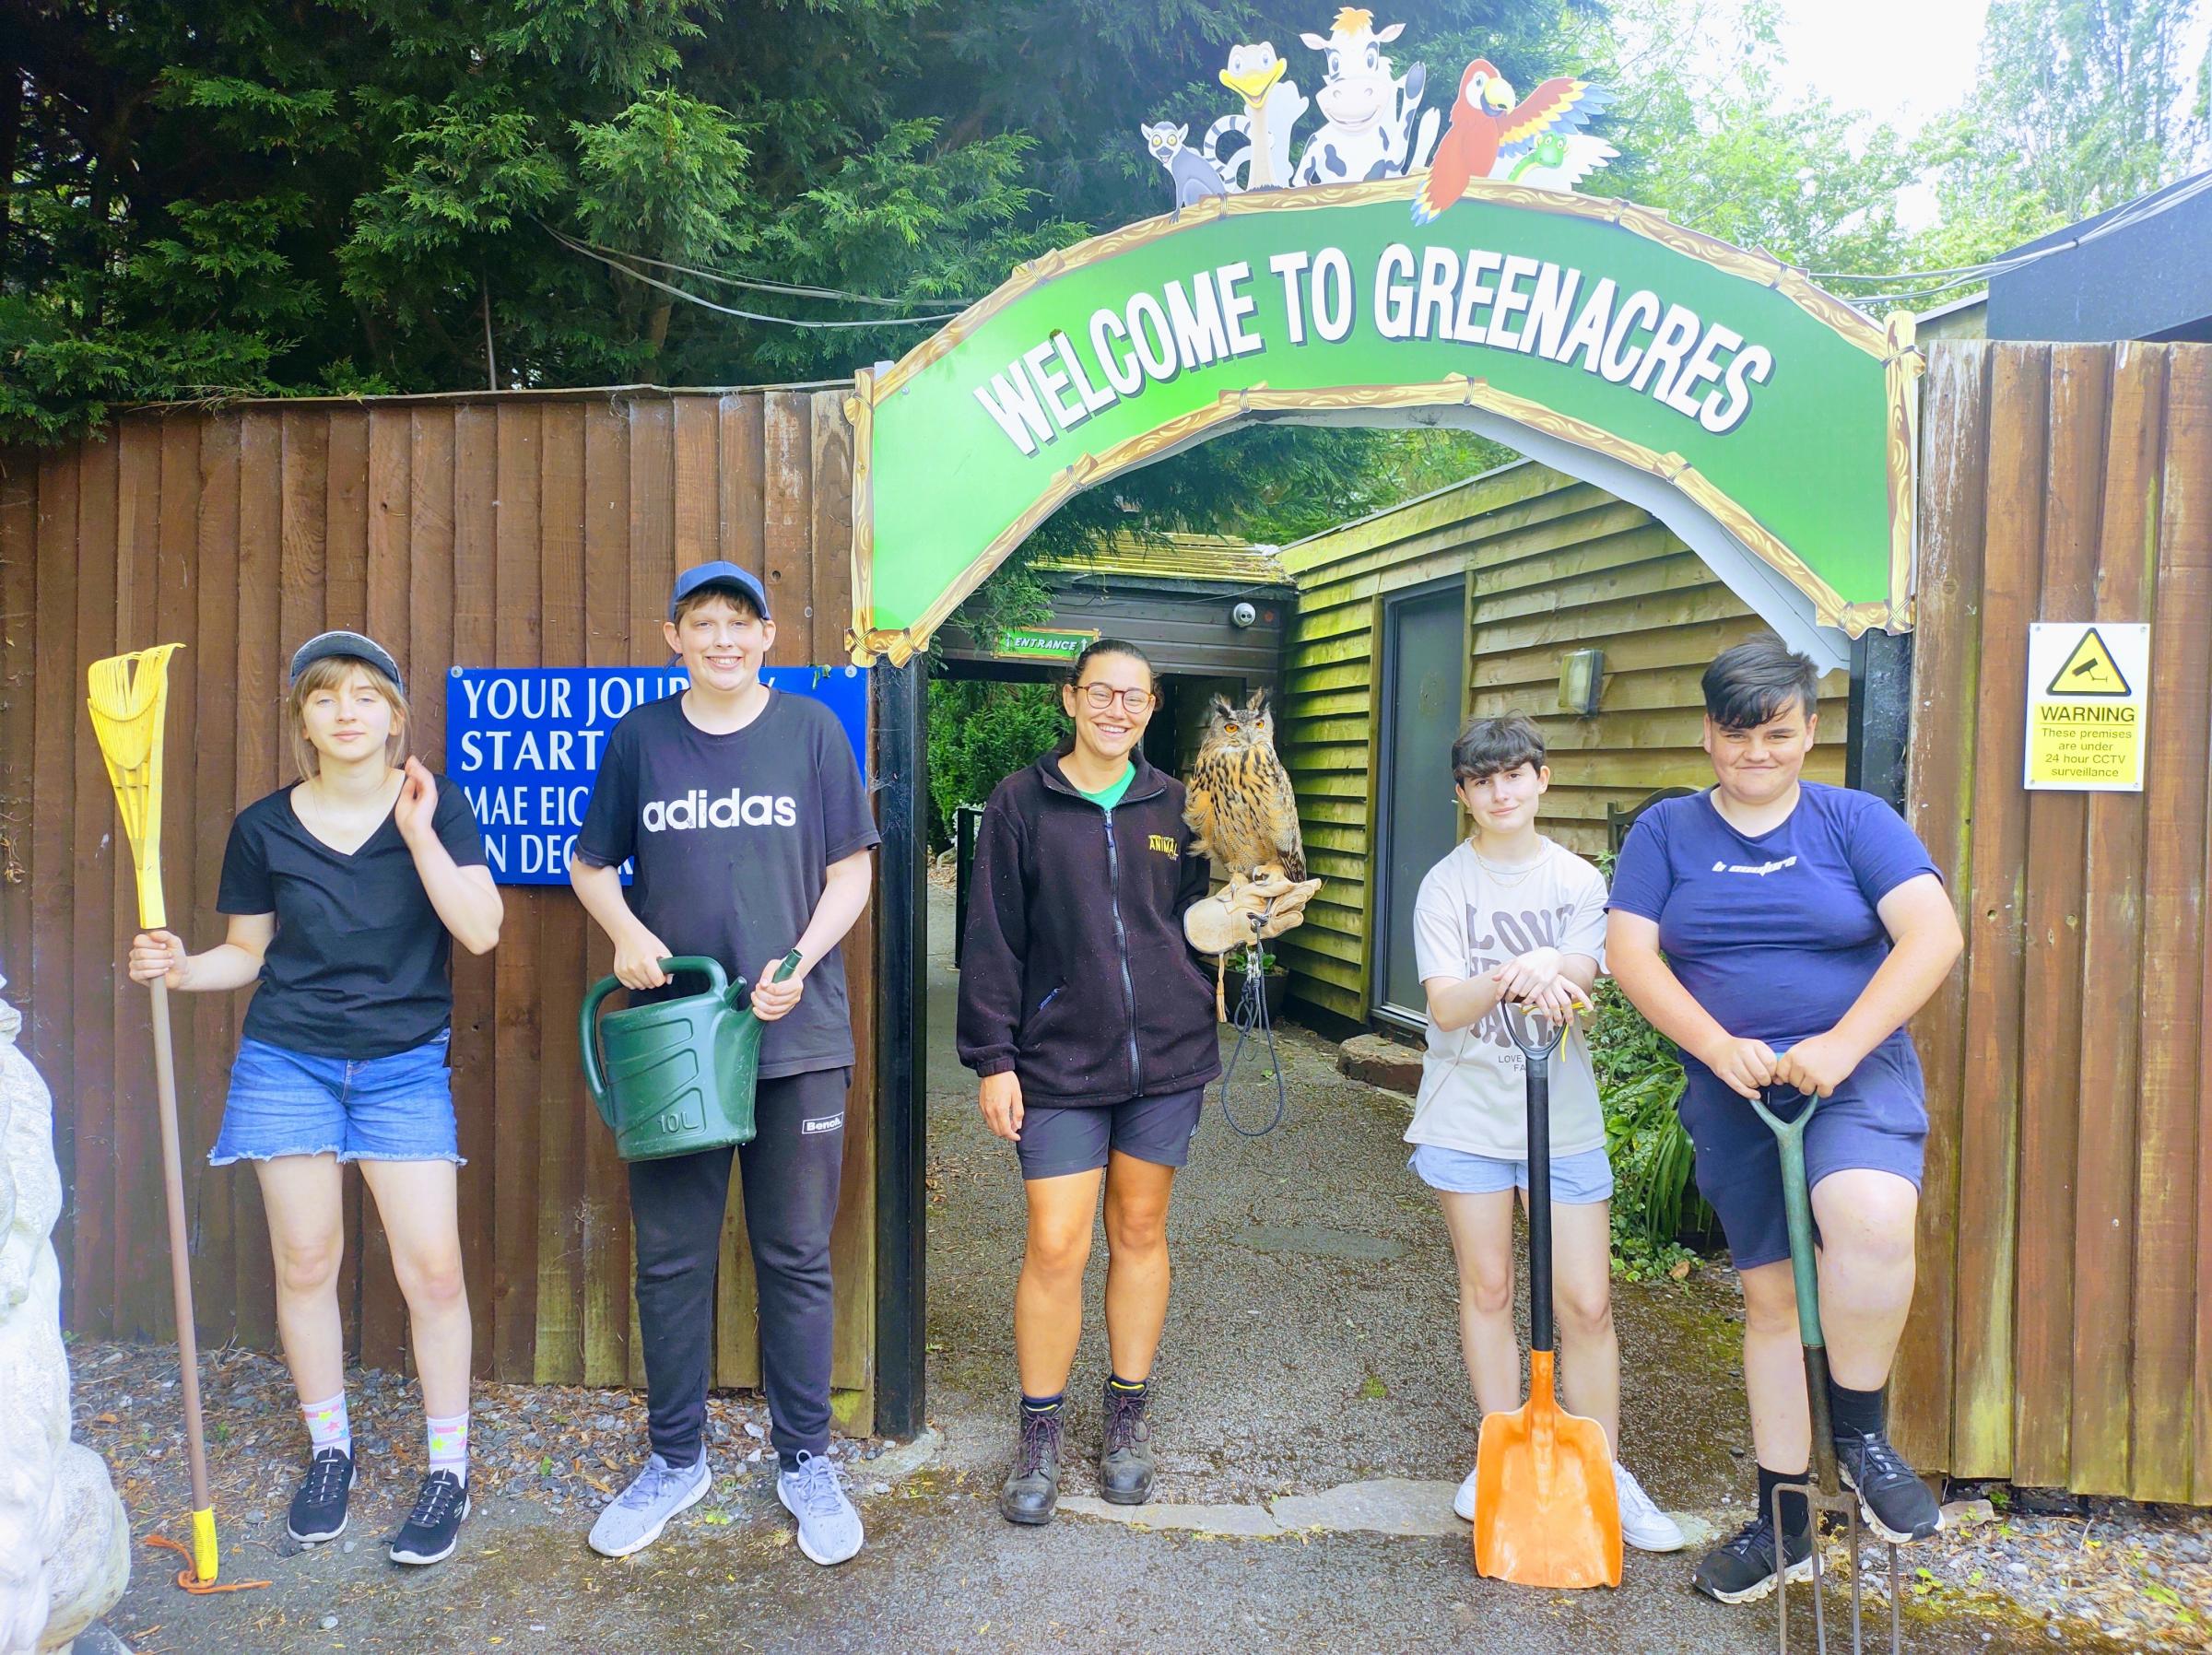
top-left (1827, 1380), bottom-right (1885, 1438)
top-left (1757, 1464), bottom-right (1812, 1538)
top-left (1106, 1372), bottom-right (1148, 1403)
top-left (1020, 1391), bottom-right (1065, 1416)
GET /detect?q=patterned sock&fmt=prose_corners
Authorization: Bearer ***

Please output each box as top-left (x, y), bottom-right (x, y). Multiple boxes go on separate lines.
top-left (427, 1412), bottom-right (469, 1485)
top-left (1106, 1373), bottom-right (1149, 1407)
top-left (301, 1392), bottom-right (351, 1461)
top-left (1020, 1391), bottom-right (1065, 1416)
top-left (1827, 1380), bottom-right (1886, 1438)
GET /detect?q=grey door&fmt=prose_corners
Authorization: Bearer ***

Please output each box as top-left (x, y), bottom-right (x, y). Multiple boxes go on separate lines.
top-left (1373, 582), bottom-right (1466, 1026)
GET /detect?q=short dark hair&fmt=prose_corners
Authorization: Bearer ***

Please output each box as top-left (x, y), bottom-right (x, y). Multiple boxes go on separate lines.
top-left (1066, 637), bottom-right (1155, 689)
top-left (1453, 713), bottom-right (1546, 783)
top-left (1703, 634), bottom-right (1820, 731)
top-left (672, 581), bottom-right (765, 626)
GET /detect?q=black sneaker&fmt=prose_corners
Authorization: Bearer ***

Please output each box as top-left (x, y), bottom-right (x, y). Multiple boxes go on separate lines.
top-left (1834, 1426), bottom-right (1941, 1543)
top-left (1098, 1382), bottom-right (1157, 1507)
top-left (389, 1470), bottom-right (471, 1566)
top-left (1692, 1510), bottom-right (1815, 1604)
top-left (999, 1408), bottom-right (1065, 1526)
top-left (288, 1447), bottom-right (356, 1544)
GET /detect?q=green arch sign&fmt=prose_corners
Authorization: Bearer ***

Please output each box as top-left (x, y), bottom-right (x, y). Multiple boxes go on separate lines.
top-left (845, 177), bottom-right (1919, 668)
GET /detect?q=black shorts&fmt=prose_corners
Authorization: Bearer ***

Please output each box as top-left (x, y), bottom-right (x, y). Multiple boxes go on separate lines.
top-left (1014, 1087), bottom-right (1205, 1181)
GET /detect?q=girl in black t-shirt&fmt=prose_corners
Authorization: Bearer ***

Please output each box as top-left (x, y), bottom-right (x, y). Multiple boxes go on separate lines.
top-left (126, 631), bottom-right (502, 1567)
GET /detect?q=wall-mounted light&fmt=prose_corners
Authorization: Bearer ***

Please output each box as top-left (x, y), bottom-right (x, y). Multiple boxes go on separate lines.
top-left (1559, 648), bottom-right (1606, 716)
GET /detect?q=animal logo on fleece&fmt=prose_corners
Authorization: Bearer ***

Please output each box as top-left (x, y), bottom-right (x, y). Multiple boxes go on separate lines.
top-left (1137, 13), bottom-right (1618, 210)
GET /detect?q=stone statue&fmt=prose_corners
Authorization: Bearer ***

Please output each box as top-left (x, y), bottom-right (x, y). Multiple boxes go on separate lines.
top-left (0, 977), bottom-right (129, 1655)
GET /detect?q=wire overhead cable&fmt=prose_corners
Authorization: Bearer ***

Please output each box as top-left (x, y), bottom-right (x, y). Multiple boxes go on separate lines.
top-left (542, 223), bottom-right (973, 327)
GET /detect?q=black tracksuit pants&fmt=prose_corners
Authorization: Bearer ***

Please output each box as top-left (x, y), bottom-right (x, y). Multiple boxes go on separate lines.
top-left (628, 1065), bottom-right (849, 1469)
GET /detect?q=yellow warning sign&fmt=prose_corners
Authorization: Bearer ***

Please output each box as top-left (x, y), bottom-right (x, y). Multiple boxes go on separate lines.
top-left (2024, 622), bottom-right (2149, 792)
top-left (2044, 626), bottom-right (2132, 696)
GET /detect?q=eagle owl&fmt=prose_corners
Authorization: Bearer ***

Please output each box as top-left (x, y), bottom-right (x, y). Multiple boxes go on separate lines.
top-left (1185, 694), bottom-right (1306, 882)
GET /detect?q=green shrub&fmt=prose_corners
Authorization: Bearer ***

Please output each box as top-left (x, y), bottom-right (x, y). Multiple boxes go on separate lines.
top-left (925, 679), bottom-right (1066, 849)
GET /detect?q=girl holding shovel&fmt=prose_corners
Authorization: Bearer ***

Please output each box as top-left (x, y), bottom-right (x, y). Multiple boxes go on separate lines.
top-left (1606, 634), bottom-right (1961, 1604)
top-left (127, 630), bottom-right (501, 1567)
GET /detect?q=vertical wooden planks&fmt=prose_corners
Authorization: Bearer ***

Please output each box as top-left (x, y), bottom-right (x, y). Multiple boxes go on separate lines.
top-left (1948, 345), bottom-right (2048, 1475)
top-left (2008, 345), bottom-right (2107, 1485)
top-left (2069, 345), bottom-right (2169, 1495)
top-left (27, 448), bottom-right (78, 1295)
top-left (0, 456), bottom-right (39, 1018)
top-left (451, 404), bottom-right (500, 1371)
top-left (718, 393), bottom-right (766, 581)
top-left (673, 395), bottom-right (719, 568)
top-left (190, 417), bottom-right (241, 1344)
top-left (1895, 343), bottom-right (1989, 1473)
top-left (2135, 346), bottom-right (2208, 1503)
top-left (71, 434), bottom-right (122, 1334)
top-left (534, 403), bottom-right (588, 1384)
top-left (582, 400), bottom-right (635, 1387)
top-left (325, 409), bottom-right (370, 629)
top-left (763, 393), bottom-right (814, 663)
top-left (490, 404), bottom-right (545, 1380)
top-left (230, 411), bottom-right (284, 1349)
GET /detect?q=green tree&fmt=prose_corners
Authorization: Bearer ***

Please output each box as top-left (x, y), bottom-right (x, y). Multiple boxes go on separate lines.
top-left (1910, 0), bottom-right (2212, 277)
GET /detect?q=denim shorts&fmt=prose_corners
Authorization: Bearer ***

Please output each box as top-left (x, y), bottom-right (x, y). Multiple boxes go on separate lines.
top-left (1409, 1143), bottom-right (1616, 1204)
top-left (209, 1032), bottom-right (462, 1167)
top-left (1015, 1087), bottom-right (1205, 1181)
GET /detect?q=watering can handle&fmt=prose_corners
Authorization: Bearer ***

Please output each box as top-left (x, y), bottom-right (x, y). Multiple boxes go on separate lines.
top-left (578, 957), bottom-right (731, 1127)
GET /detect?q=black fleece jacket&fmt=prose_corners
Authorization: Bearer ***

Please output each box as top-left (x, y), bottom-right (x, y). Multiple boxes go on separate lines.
top-left (956, 748), bottom-right (1221, 1106)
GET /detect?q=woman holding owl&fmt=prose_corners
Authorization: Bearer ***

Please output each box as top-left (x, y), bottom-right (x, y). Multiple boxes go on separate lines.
top-left (956, 640), bottom-right (1224, 1529)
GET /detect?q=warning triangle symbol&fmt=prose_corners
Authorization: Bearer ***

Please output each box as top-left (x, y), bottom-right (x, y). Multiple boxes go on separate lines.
top-left (2047, 626), bottom-right (2132, 697)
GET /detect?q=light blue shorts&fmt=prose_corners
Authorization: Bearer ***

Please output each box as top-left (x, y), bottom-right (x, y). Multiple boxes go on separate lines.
top-left (210, 1033), bottom-right (462, 1167)
top-left (1409, 1143), bottom-right (1616, 1204)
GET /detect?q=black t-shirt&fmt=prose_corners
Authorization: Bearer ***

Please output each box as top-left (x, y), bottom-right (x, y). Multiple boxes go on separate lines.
top-left (218, 777), bottom-right (488, 1060)
top-left (575, 688), bottom-right (879, 1079)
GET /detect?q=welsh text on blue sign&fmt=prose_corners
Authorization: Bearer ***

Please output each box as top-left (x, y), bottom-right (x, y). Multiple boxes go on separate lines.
top-left (446, 665), bottom-right (870, 885)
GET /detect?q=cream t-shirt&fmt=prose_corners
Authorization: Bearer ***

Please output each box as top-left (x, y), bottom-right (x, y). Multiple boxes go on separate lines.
top-left (1405, 836), bottom-right (1609, 1160)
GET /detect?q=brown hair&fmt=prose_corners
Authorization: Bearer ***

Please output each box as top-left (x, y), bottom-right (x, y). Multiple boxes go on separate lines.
top-left (287, 656), bottom-right (409, 779)
top-left (672, 581), bottom-right (766, 627)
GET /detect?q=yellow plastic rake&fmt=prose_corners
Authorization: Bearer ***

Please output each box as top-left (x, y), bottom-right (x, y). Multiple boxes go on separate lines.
top-left (88, 644), bottom-right (220, 1587)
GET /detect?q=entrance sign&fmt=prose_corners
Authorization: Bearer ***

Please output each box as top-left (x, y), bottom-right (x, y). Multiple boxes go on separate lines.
top-left (2024, 623), bottom-right (2149, 792)
top-left (447, 665), bottom-right (870, 884)
top-left (847, 178), bottom-right (1919, 666)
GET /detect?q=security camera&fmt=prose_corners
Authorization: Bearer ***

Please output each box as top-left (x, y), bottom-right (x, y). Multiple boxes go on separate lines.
top-left (1230, 601), bottom-right (1258, 628)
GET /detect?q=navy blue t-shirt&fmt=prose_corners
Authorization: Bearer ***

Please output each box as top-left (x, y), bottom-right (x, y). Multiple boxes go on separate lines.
top-left (1606, 783), bottom-right (1940, 1063)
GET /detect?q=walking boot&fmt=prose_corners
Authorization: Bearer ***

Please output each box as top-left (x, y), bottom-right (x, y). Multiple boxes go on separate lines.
top-left (999, 1405), bottom-right (1065, 1525)
top-left (1098, 1379), bottom-right (1157, 1506)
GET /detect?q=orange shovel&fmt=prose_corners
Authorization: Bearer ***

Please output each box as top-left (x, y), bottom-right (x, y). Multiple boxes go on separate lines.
top-left (1472, 1004), bottom-right (1623, 1589)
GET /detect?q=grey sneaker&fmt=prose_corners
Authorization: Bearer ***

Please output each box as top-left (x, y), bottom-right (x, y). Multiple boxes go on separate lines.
top-left (588, 1452), bottom-right (711, 1558)
top-left (1098, 1381), bottom-right (1157, 1506)
top-left (778, 1450), bottom-right (865, 1566)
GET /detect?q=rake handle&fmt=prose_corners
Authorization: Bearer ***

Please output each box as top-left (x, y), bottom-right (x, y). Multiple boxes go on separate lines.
top-left (148, 980), bottom-right (214, 1527)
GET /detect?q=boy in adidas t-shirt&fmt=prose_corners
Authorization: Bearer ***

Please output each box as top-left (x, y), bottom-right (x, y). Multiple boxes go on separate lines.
top-left (571, 561), bottom-right (878, 1567)
top-left (1409, 714), bottom-right (1682, 1554)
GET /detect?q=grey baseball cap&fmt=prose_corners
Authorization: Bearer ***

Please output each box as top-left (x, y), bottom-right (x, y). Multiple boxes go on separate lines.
top-left (288, 629), bottom-right (405, 694)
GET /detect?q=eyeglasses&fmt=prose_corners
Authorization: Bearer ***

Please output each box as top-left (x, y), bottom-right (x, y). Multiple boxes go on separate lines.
top-left (1077, 683), bottom-right (1155, 713)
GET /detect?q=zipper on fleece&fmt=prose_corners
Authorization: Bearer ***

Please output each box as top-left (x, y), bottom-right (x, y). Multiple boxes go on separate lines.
top-left (1101, 808), bottom-right (1143, 1097)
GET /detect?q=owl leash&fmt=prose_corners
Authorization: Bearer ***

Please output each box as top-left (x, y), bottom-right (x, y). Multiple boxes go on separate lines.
top-left (1215, 908), bottom-right (1288, 1138)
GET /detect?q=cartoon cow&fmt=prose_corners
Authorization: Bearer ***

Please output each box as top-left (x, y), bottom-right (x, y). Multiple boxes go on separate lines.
top-left (1290, 8), bottom-right (1440, 187)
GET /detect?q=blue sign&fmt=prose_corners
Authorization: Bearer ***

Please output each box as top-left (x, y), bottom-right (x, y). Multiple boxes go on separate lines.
top-left (446, 665), bottom-right (870, 885)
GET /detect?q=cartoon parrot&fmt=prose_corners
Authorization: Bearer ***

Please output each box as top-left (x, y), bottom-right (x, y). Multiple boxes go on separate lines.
top-left (1411, 60), bottom-right (1613, 225)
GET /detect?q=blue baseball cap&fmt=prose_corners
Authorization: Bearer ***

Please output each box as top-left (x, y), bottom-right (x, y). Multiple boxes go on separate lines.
top-left (288, 629), bottom-right (405, 695)
top-left (668, 560), bottom-right (771, 622)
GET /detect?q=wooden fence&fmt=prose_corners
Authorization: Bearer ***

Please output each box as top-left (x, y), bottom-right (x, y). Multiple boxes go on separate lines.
top-left (0, 387), bottom-right (880, 1426)
top-left (1896, 340), bottom-right (2211, 1503)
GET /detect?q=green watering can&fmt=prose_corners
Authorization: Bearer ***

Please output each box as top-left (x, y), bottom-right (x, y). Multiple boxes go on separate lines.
top-left (579, 951), bottom-right (799, 1161)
